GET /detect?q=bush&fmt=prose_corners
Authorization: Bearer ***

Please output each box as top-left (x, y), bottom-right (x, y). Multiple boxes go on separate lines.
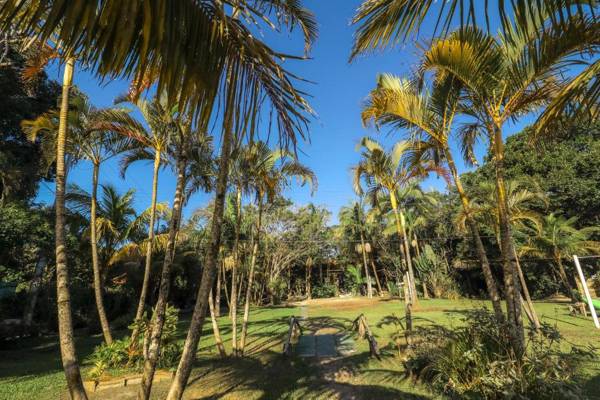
top-left (344, 265), bottom-right (363, 295)
top-left (87, 304), bottom-right (181, 378)
top-left (386, 281), bottom-right (401, 297)
top-left (404, 309), bottom-right (594, 399)
top-left (267, 278), bottom-right (287, 304)
top-left (311, 283), bottom-right (337, 298)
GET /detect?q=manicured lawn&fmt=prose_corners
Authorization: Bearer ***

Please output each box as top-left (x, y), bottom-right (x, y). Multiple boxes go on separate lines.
top-left (1, 298), bottom-right (599, 399)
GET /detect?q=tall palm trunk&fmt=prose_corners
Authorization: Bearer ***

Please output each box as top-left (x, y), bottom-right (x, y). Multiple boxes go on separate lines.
top-left (446, 151), bottom-right (505, 321)
top-left (208, 290), bottom-right (227, 358)
top-left (359, 230), bottom-right (373, 298)
top-left (90, 162), bottom-right (113, 344)
top-left (555, 254), bottom-right (576, 301)
top-left (230, 186), bottom-right (242, 356)
top-left (515, 252), bottom-right (541, 330)
top-left (215, 263), bottom-right (222, 317)
top-left (239, 197), bottom-right (263, 355)
top-left (166, 124), bottom-right (233, 400)
top-left (138, 156), bottom-right (186, 400)
top-left (390, 192), bottom-right (417, 304)
top-left (55, 57), bottom-right (88, 400)
top-left (130, 151), bottom-right (161, 349)
top-left (306, 261), bottom-right (312, 299)
top-left (493, 127), bottom-right (525, 357)
top-left (370, 255), bottom-right (383, 296)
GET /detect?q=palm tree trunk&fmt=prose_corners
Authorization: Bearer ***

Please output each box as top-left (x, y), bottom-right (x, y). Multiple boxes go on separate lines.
top-left (493, 126), bottom-right (525, 357)
top-left (306, 262), bottom-right (312, 299)
top-left (239, 197), bottom-right (263, 355)
top-left (166, 124), bottom-right (233, 400)
top-left (391, 193), bottom-right (418, 305)
top-left (230, 186), bottom-right (242, 356)
top-left (130, 151), bottom-right (161, 348)
top-left (555, 255), bottom-right (576, 301)
top-left (208, 289), bottom-right (226, 358)
top-left (222, 258), bottom-right (230, 310)
top-left (360, 231), bottom-right (373, 298)
top-left (23, 254), bottom-right (46, 328)
top-left (90, 162), bottom-right (113, 344)
top-left (55, 57), bottom-right (88, 400)
top-left (215, 262), bottom-right (222, 317)
top-left (370, 255), bottom-right (383, 297)
top-left (138, 156), bottom-right (186, 400)
top-left (446, 151), bottom-right (505, 322)
top-left (515, 253), bottom-right (540, 330)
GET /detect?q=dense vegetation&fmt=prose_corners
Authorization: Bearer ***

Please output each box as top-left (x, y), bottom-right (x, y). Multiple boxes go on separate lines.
top-left (0, 1), bottom-right (599, 399)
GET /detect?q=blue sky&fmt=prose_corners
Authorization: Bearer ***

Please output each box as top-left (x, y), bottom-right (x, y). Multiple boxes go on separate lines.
top-left (37, 0), bottom-right (533, 224)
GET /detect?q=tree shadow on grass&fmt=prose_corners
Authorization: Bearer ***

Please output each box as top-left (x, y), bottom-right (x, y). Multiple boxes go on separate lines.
top-left (183, 350), bottom-right (431, 400)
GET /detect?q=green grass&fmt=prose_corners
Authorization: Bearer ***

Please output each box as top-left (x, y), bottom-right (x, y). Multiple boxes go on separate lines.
top-left (1, 298), bottom-right (599, 399)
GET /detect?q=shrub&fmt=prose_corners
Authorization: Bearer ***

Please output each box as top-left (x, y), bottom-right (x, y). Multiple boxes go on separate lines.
top-left (404, 309), bottom-right (594, 399)
top-left (311, 283), bottom-right (337, 298)
top-left (344, 265), bottom-right (363, 295)
top-left (386, 281), bottom-right (401, 297)
top-left (87, 304), bottom-right (182, 377)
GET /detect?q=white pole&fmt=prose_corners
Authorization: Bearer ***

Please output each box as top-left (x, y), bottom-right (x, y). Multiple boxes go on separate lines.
top-left (573, 255), bottom-right (600, 329)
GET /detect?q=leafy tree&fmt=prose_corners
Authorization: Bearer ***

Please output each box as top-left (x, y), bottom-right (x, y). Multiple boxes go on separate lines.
top-left (0, 34), bottom-right (60, 203)
top-left (467, 123), bottom-right (600, 228)
top-left (238, 141), bottom-right (316, 356)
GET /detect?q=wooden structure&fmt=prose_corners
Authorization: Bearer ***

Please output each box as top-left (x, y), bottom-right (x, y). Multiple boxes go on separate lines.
top-left (282, 316), bottom-right (303, 356)
top-left (351, 313), bottom-right (380, 359)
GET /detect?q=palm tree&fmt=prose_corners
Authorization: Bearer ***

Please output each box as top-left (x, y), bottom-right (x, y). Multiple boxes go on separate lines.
top-left (521, 214), bottom-right (600, 301)
top-left (353, 138), bottom-right (418, 305)
top-left (106, 96), bottom-right (177, 348)
top-left (168, 5), bottom-right (317, 398)
top-left (415, 20), bottom-right (598, 353)
top-left (3, 2), bottom-right (316, 397)
top-left (339, 200), bottom-right (374, 298)
top-left (361, 74), bottom-right (505, 320)
top-left (238, 141), bottom-right (316, 356)
top-left (24, 94), bottom-right (132, 345)
top-left (139, 120), bottom-right (215, 399)
top-left (457, 179), bottom-right (548, 328)
top-left (351, 0), bottom-right (598, 130)
top-left (11, 48), bottom-right (82, 396)
top-left (54, 57), bottom-right (83, 399)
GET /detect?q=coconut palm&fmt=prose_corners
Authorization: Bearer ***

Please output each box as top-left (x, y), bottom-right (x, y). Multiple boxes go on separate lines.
top-left (415, 19), bottom-right (599, 353)
top-left (238, 141), bottom-right (316, 356)
top-left (353, 137), bottom-right (418, 305)
top-left (521, 214), bottom-right (600, 301)
top-left (361, 74), bottom-right (506, 321)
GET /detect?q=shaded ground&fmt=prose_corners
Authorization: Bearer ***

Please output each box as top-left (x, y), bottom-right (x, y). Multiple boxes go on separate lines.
top-left (1, 298), bottom-right (599, 399)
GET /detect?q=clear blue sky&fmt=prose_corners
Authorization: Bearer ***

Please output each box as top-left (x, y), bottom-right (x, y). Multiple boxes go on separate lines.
top-left (37, 0), bottom-right (533, 224)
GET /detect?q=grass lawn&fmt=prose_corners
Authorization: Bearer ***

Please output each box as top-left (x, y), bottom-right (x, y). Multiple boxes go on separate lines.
top-left (1, 298), bottom-right (599, 399)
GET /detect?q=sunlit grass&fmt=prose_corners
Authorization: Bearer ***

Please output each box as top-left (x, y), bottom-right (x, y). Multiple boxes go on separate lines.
top-left (1, 298), bottom-right (598, 399)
